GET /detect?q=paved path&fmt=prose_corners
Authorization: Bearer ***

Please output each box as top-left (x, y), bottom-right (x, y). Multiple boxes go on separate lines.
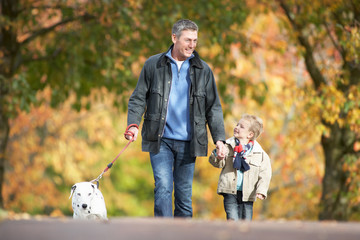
top-left (1, 217), bottom-right (360, 240)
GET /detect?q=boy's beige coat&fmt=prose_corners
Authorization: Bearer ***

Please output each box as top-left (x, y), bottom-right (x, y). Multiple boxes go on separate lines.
top-left (209, 137), bottom-right (272, 201)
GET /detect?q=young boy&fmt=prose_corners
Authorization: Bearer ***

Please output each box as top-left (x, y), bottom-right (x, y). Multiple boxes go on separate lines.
top-left (209, 114), bottom-right (272, 221)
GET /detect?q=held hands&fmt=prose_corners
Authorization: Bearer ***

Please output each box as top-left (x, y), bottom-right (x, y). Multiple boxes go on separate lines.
top-left (215, 141), bottom-right (226, 159)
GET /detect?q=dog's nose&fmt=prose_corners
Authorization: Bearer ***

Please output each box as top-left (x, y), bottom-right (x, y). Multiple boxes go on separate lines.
top-left (82, 204), bottom-right (88, 209)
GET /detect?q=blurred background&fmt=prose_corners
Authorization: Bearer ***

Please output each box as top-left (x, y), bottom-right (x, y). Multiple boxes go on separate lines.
top-left (1, 0), bottom-right (359, 221)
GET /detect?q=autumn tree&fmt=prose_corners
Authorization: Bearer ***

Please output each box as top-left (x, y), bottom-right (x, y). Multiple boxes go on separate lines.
top-left (0, 0), bottom-right (248, 208)
top-left (269, 0), bottom-right (360, 220)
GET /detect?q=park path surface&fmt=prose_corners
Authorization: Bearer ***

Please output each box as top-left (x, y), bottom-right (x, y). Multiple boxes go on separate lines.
top-left (1, 217), bottom-right (360, 240)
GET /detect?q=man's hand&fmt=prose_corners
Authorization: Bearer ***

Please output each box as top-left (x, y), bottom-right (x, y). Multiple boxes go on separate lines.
top-left (215, 141), bottom-right (226, 159)
top-left (125, 126), bottom-right (139, 141)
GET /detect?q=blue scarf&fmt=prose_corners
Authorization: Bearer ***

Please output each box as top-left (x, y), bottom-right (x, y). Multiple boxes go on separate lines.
top-left (233, 139), bottom-right (254, 172)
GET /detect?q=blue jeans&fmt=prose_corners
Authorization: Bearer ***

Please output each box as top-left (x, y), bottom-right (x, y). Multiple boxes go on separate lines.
top-left (223, 191), bottom-right (254, 221)
top-left (150, 138), bottom-right (196, 217)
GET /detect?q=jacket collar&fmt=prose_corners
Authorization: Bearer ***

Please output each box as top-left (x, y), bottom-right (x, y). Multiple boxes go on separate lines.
top-left (226, 137), bottom-right (263, 155)
top-left (157, 44), bottom-right (203, 69)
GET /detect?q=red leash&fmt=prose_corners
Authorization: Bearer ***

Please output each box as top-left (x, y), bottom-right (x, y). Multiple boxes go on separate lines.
top-left (90, 124), bottom-right (138, 185)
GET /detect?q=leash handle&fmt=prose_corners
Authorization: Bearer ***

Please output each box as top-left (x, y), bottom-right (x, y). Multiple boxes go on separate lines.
top-left (124, 124), bottom-right (138, 141)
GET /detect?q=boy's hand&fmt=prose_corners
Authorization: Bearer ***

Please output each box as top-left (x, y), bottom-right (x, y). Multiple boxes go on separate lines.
top-left (256, 193), bottom-right (265, 200)
top-left (216, 141), bottom-right (226, 159)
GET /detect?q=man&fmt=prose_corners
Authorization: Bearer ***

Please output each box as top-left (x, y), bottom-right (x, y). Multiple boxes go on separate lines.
top-left (125, 19), bottom-right (226, 217)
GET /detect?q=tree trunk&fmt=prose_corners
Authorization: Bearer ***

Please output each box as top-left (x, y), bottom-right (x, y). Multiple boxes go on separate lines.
top-left (0, 110), bottom-right (9, 208)
top-left (319, 124), bottom-right (356, 220)
top-left (0, 0), bottom-right (19, 208)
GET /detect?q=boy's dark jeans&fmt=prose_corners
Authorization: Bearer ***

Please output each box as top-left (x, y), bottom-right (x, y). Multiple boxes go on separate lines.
top-left (222, 191), bottom-right (254, 221)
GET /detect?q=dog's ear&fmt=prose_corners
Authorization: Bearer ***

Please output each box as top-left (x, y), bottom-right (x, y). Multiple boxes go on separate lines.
top-left (89, 183), bottom-right (97, 196)
top-left (69, 184), bottom-right (77, 199)
top-left (90, 181), bottom-right (99, 189)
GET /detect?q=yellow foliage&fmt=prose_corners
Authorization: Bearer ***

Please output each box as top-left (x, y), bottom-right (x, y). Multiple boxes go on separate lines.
top-left (4, 2), bottom-right (360, 221)
top-left (198, 44), bottom-right (221, 61)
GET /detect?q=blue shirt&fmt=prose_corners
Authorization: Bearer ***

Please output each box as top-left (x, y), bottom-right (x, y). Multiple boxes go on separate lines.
top-left (237, 170), bottom-right (244, 190)
top-left (163, 50), bottom-right (193, 141)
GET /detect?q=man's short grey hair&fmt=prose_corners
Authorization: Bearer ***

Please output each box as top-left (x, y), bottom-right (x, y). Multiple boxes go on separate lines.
top-left (172, 19), bottom-right (198, 38)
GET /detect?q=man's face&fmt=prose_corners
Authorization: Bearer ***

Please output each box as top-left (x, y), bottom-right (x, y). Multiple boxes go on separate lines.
top-left (171, 29), bottom-right (198, 61)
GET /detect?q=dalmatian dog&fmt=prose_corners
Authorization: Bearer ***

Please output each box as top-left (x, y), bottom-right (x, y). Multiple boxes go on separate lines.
top-left (69, 182), bottom-right (107, 220)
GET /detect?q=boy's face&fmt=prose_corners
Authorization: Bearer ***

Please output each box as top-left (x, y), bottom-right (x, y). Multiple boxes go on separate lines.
top-left (234, 119), bottom-right (254, 141)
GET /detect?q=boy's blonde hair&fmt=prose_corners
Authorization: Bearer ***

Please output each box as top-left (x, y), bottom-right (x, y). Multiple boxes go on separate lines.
top-left (241, 114), bottom-right (264, 140)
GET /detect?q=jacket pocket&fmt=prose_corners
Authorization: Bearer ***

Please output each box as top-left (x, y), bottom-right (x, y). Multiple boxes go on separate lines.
top-left (146, 88), bottom-right (163, 115)
top-left (218, 170), bottom-right (236, 190)
top-left (142, 113), bottom-right (161, 141)
top-left (247, 154), bottom-right (262, 186)
top-left (194, 116), bottom-right (207, 146)
top-left (193, 91), bottom-right (206, 115)
top-left (249, 155), bottom-right (262, 167)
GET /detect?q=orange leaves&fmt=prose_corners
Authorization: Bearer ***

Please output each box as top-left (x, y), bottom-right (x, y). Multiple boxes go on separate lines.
top-left (320, 85), bottom-right (346, 124)
top-left (3, 0), bottom-right (359, 221)
top-left (340, 23), bottom-right (360, 63)
top-left (193, 155), bottom-right (225, 219)
top-left (345, 86), bottom-right (360, 133)
top-left (314, 84), bottom-right (360, 132)
top-left (342, 154), bottom-right (360, 208)
top-left (199, 44), bottom-right (223, 60)
top-left (5, 86), bottom-right (156, 217)
top-left (131, 56), bottom-right (147, 78)
top-left (354, 142), bottom-right (360, 152)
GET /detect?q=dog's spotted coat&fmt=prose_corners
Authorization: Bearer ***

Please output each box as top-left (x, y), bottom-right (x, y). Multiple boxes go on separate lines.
top-left (69, 182), bottom-right (107, 220)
